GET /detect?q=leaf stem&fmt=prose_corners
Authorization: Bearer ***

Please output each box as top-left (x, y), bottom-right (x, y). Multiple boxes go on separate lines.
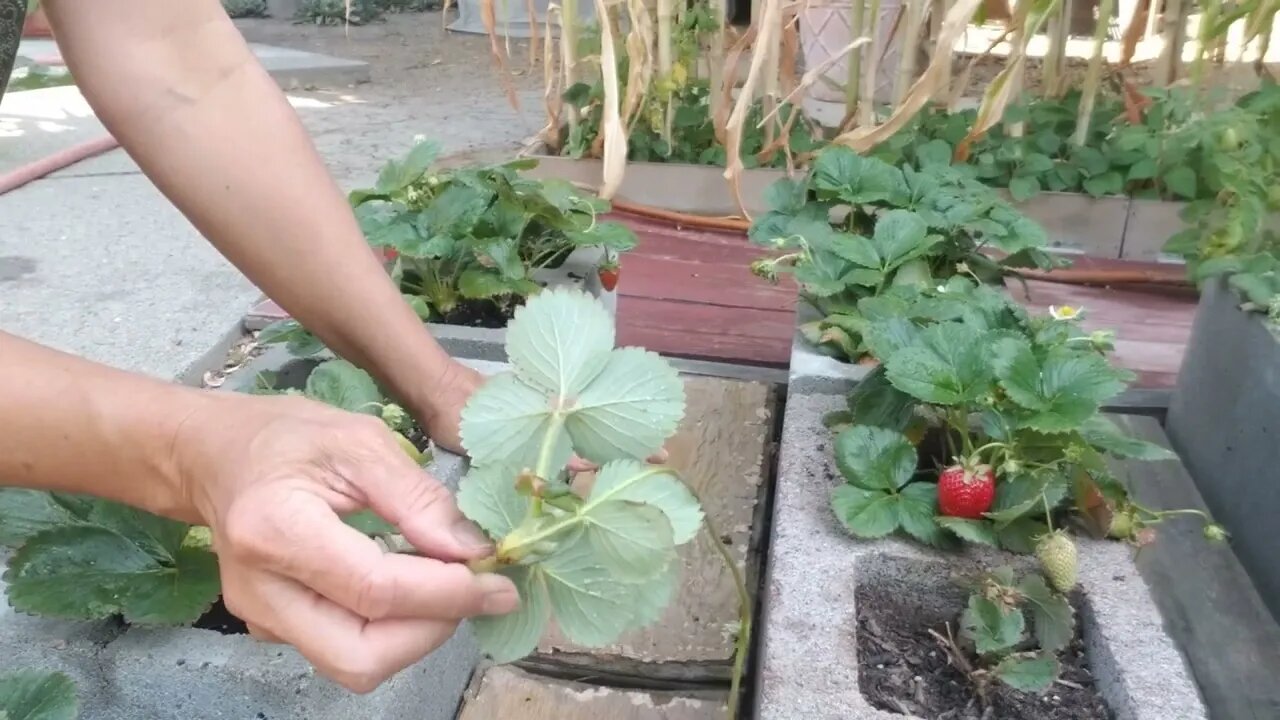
top-left (1041, 492), bottom-right (1055, 532)
top-left (702, 512), bottom-right (750, 719)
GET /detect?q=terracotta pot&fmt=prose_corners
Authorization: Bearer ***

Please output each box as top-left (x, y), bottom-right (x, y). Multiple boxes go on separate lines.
top-left (22, 6), bottom-right (54, 38)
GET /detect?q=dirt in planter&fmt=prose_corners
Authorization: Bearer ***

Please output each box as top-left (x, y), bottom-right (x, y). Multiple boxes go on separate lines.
top-left (435, 299), bottom-right (517, 329)
top-left (194, 600), bottom-right (249, 635)
top-left (856, 582), bottom-right (1113, 720)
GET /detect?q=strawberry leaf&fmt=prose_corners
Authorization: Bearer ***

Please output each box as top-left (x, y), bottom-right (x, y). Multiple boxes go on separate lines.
top-left (961, 595), bottom-right (1025, 655)
top-left (304, 360), bottom-right (382, 414)
top-left (588, 460), bottom-right (702, 544)
top-left (0, 490), bottom-right (88, 548)
top-left (460, 372), bottom-right (573, 474)
top-left (897, 482), bottom-right (949, 546)
top-left (455, 464), bottom-right (531, 539)
top-left (505, 285), bottom-right (615, 397)
top-left (994, 344), bottom-right (1128, 433)
top-left (834, 426), bottom-right (918, 491)
top-left (1016, 575), bottom-right (1075, 652)
top-left (540, 535), bottom-right (638, 646)
top-left (0, 670), bottom-right (78, 720)
top-left (565, 348), bottom-right (685, 464)
top-left (1078, 416), bottom-right (1177, 461)
top-left (994, 653), bottom-right (1059, 692)
top-left (844, 366), bottom-right (918, 432)
top-left (5, 524), bottom-right (219, 625)
top-left (469, 565), bottom-right (550, 664)
top-left (884, 323), bottom-right (993, 405)
top-left (832, 486), bottom-right (901, 538)
top-left (937, 516), bottom-right (1000, 546)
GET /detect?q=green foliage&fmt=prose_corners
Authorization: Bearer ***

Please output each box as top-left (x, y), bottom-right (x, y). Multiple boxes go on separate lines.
top-left (222, 0), bottom-right (268, 18)
top-left (949, 568), bottom-right (1071, 694)
top-left (454, 288), bottom-right (700, 662)
top-left (0, 493), bottom-right (220, 625)
top-left (296, 0), bottom-right (382, 23)
top-left (750, 145), bottom-right (1061, 364)
top-left (0, 670), bottom-right (78, 720)
top-left (348, 138), bottom-right (636, 322)
top-left (823, 278), bottom-right (1210, 553)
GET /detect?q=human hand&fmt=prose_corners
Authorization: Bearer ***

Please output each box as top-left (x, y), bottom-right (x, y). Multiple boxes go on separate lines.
top-left (175, 392), bottom-right (519, 693)
top-left (410, 359), bottom-right (670, 471)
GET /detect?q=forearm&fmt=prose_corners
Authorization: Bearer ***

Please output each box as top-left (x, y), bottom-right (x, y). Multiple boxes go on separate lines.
top-left (43, 0), bottom-right (451, 410)
top-left (0, 331), bottom-right (203, 520)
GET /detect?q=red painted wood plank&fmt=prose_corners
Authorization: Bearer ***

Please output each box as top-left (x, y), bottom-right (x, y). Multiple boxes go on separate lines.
top-left (616, 296), bottom-right (794, 366)
top-left (617, 254), bottom-right (797, 311)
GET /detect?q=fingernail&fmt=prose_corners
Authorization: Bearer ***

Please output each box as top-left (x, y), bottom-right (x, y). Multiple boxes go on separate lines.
top-left (451, 519), bottom-right (492, 551)
top-left (477, 573), bottom-right (520, 615)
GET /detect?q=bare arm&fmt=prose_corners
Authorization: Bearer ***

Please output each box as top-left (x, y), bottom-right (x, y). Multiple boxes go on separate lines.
top-left (42, 0), bottom-right (471, 441)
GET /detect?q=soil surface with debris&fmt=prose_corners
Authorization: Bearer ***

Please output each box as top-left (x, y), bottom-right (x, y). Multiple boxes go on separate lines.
top-left (856, 582), bottom-right (1113, 720)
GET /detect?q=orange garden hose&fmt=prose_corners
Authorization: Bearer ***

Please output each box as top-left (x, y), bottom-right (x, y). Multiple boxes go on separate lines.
top-left (0, 135), bottom-right (120, 196)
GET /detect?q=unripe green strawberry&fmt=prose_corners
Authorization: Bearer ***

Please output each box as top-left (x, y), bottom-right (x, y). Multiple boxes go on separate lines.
top-left (1107, 510), bottom-right (1136, 540)
top-left (1036, 531), bottom-right (1078, 593)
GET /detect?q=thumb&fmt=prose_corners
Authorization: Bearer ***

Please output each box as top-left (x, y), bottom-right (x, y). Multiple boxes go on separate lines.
top-left (360, 450), bottom-right (493, 562)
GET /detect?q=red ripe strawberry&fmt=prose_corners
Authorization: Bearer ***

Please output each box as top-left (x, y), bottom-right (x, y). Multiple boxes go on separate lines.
top-left (937, 463), bottom-right (996, 519)
top-left (597, 263), bottom-right (620, 292)
top-left (380, 247), bottom-right (399, 262)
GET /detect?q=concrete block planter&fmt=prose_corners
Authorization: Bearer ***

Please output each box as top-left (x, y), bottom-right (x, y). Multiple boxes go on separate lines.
top-left (520, 141), bottom-right (791, 216)
top-left (244, 246), bottom-right (612, 363)
top-left (1166, 277), bottom-right (1280, 620)
top-left (756, 391), bottom-right (1209, 720)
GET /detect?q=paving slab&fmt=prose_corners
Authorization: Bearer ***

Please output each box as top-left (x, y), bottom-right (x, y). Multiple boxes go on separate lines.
top-left (524, 376), bottom-right (776, 684)
top-left (457, 665), bottom-right (729, 720)
top-left (15, 38), bottom-right (370, 92)
top-left (0, 85), bottom-right (116, 176)
top-left (0, 172), bottom-right (258, 381)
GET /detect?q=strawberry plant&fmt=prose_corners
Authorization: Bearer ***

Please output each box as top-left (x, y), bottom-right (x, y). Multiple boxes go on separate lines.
top-left (931, 567), bottom-right (1076, 699)
top-left (825, 279), bottom-right (1224, 558)
top-left (748, 145), bottom-right (1060, 364)
top-left (448, 287), bottom-right (705, 663)
top-left (0, 669), bottom-right (78, 720)
top-left (347, 138), bottom-right (637, 325)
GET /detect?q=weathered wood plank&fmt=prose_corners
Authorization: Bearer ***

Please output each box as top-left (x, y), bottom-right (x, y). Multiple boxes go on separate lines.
top-left (528, 376), bottom-right (775, 680)
top-left (457, 666), bottom-right (729, 720)
top-left (617, 254), bottom-right (797, 311)
top-left (616, 298), bottom-right (794, 367)
top-left (1109, 415), bottom-right (1280, 720)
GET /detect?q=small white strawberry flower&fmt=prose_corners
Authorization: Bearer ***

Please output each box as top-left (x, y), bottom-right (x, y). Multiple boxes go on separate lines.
top-left (413, 134), bottom-right (427, 143)
top-left (1050, 304), bottom-right (1083, 321)
top-left (936, 284), bottom-right (948, 293)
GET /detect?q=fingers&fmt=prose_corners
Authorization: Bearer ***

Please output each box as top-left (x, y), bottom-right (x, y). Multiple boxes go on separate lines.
top-left (355, 435), bottom-right (495, 562)
top-left (227, 568), bottom-right (462, 693)
top-left (240, 490), bottom-right (518, 622)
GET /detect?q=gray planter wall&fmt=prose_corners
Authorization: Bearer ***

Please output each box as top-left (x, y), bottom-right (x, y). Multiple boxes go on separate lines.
top-left (1166, 278), bottom-right (1280, 621)
top-left (756, 391), bottom-right (1209, 720)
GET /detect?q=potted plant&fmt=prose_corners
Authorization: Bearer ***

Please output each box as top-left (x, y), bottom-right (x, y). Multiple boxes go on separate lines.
top-left (252, 138), bottom-right (638, 362)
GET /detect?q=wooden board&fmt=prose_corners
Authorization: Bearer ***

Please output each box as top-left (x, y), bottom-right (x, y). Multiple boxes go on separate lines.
top-left (457, 666), bottom-right (729, 720)
top-left (1109, 415), bottom-right (1280, 720)
top-left (526, 376), bottom-right (776, 682)
top-left (1006, 278), bottom-right (1196, 388)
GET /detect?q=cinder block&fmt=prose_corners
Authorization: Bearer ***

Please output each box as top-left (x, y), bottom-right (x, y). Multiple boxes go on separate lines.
top-left (756, 392), bottom-right (1208, 720)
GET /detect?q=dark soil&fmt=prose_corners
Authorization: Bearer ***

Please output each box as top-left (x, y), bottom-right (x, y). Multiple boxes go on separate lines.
top-left (194, 599), bottom-right (249, 635)
top-left (436, 299), bottom-right (516, 329)
top-left (404, 424), bottom-right (431, 453)
top-left (857, 583), bottom-right (1113, 720)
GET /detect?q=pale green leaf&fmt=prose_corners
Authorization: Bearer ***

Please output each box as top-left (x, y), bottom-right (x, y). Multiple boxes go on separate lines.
top-left (623, 558), bottom-right (679, 630)
top-left (997, 517), bottom-right (1049, 553)
top-left (0, 670), bottom-right (78, 720)
top-left (582, 501), bottom-right (675, 582)
top-left (885, 323), bottom-right (992, 405)
top-left (457, 269), bottom-right (515, 300)
top-left (1017, 575), bottom-right (1075, 652)
top-left (871, 209), bottom-right (936, 271)
top-left (567, 348), bottom-right (685, 464)
top-left (587, 460), bottom-right (703, 544)
top-left (832, 486), bottom-right (900, 538)
top-left (343, 509), bottom-right (396, 535)
top-left (541, 536), bottom-right (636, 646)
top-left (457, 464), bottom-right (531, 539)
top-left (960, 595), bottom-right (1025, 654)
top-left (862, 318), bottom-right (921, 361)
top-left (5, 525), bottom-right (220, 625)
top-left (459, 372), bottom-right (571, 473)
top-left (833, 426), bottom-right (917, 491)
top-left (505, 287), bottom-right (614, 397)
top-left (470, 564), bottom-right (550, 663)
top-left (304, 360), bottom-right (383, 414)
top-left (994, 654), bottom-right (1059, 692)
